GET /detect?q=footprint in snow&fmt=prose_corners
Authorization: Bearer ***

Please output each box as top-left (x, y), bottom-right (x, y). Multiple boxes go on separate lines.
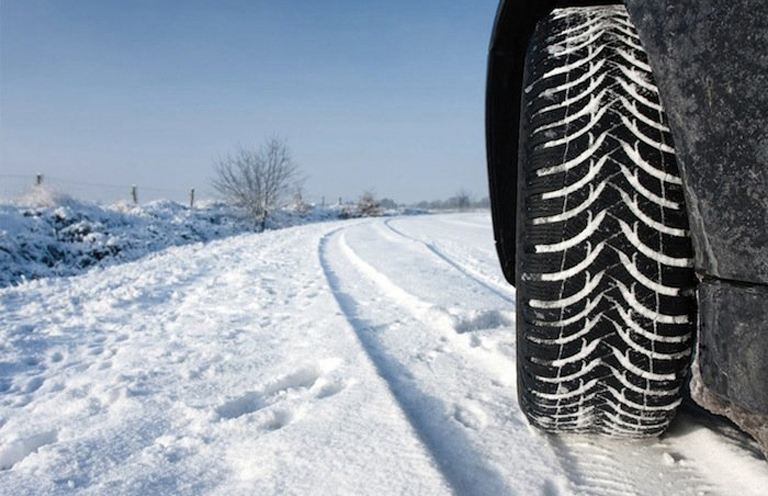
top-left (0, 430), bottom-right (58, 471)
top-left (263, 409), bottom-right (294, 431)
top-left (216, 391), bottom-right (267, 420)
top-left (453, 401), bottom-right (488, 431)
top-left (315, 379), bottom-right (347, 399)
top-left (23, 377), bottom-right (44, 394)
top-left (452, 309), bottom-right (514, 334)
top-left (215, 359), bottom-right (344, 421)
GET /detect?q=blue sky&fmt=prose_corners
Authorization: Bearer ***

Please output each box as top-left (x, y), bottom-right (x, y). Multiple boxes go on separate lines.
top-left (1, 0), bottom-right (499, 203)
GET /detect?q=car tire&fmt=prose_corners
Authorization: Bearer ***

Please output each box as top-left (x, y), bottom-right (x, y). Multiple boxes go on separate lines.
top-left (516, 5), bottom-right (697, 436)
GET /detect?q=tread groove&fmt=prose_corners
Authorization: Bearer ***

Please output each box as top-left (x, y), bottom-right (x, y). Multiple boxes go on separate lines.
top-left (516, 5), bottom-right (696, 436)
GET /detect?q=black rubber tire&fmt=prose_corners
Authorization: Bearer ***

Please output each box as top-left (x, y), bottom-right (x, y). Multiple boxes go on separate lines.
top-left (516, 5), bottom-right (697, 437)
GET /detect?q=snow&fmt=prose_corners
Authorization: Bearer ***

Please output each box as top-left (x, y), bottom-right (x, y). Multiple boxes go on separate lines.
top-left (1, 213), bottom-right (767, 495)
top-left (0, 194), bottom-right (247, 288)
top-left (0, 191), bottom-right (412, 288)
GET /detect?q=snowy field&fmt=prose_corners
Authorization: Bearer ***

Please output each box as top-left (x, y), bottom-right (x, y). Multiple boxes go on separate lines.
top-left (1, 213), bottom-right (767, 495)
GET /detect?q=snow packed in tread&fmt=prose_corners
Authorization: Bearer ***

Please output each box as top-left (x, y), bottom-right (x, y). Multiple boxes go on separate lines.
top-left (517, 5), bottom-right (697, 436)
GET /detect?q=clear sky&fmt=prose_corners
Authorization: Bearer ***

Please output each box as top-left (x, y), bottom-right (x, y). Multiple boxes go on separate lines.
top-left (1, 0), bottom-right (499, 204)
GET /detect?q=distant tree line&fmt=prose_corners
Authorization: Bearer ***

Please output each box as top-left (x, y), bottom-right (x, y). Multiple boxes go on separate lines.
top-left (211, 137), bottom-right (489, 229)
top-left (412, 189), bottom-right (490, 211)
top-left (211, 138), bottom-right (400, 228)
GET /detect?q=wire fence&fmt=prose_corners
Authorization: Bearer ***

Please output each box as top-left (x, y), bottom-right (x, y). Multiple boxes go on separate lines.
top-left (0, 173), bottom-right (203, 206)
top-left (0, 173), bottom-right (335, 208)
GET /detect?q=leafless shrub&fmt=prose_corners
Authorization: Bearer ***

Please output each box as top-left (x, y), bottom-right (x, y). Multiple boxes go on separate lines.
top-left (212, 138), bottom-right (301, 230)
top-left (357, 190), bottom-right (382, 217)
top-left (291, 186), bottom-right (311, 216)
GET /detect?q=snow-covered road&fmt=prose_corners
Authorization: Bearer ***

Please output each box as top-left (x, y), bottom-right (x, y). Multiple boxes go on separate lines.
top-left (1, 213), bottom-right (766, 495)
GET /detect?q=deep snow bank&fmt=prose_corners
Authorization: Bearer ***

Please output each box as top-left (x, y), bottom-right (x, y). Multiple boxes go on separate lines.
top-left (0, 197), bottom-right (249, 287)
top-left (0, 190), bottom-right (422, 288)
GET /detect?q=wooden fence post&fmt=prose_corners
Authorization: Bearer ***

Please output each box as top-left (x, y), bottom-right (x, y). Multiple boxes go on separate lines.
top-left (36, 174), bottom-right (43, 186)
top-left (189, 188), bottom-right (195, 208)
top-left (131, 185), bottom-right (138, 205)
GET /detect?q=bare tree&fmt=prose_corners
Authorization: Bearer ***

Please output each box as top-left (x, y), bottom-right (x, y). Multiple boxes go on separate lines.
top-left (357, 190), bottom-right (382, 217)
top-left (212, 138), bottom-right (301, 230)
top-left (454, 189), bottom-right (471, 211)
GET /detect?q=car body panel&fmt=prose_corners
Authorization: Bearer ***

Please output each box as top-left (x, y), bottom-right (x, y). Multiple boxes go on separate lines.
top-left (624, 0), bottom-right (768, 285)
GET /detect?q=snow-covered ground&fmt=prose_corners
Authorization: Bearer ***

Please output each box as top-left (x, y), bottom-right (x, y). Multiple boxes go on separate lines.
top-left (0, 198), bottom-right (248, 288)
top-left (1, 213), bottom-right (766, 495)
top-left (0, 191), bottom-right (404, 288)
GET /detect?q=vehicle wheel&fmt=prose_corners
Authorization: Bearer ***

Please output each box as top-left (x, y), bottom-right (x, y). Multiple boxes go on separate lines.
top-left (516, 5), bottom-right (697, 436)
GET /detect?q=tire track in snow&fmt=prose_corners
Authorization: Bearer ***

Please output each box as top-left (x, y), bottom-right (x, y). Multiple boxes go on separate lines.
top-left (383, 219), bottom-right (515, 304)
top-left (322, 224), bottom-right (584, 495)
top-left (318, 228), bottom-right (518, 496)
top-left (336, 229), bottom-right (515, 351)
top-left (547, 433), bottom-right (714, 496)
top-left (343, 216), bottom-right (724, 496)
top-left (339, 222), bottom-right (637, 495)
top-left (436, 216), bottom-right (492, 231)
